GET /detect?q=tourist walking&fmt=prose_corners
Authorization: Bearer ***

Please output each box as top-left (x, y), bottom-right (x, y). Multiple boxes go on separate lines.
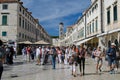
top-left (107, 43), bottom-right (117, 74)
top-left (57, 47), bottom-right (62, 64)
top-left (64, 47), bottom-right (69, 64)
top-left (94, 46), bottom-right (103, 73)
top-left (78, 44), bottom-right (86, 76)
top-left (31, 47), bottom-right (35, 61)
top-left (26, 46), bottom-right (31, 62)
top-left (51, 47), bottom-right (57, 69)
top-left (115, 48), bottom-right (120, 71)
top-left (22, 47), bottom-right (27, 61)
top-left (9, 46), bottom-right (14, 64)
top-left (13, 46), bottom-right (17, 58)
top-left (41, 46), bottom-right (45, 65)
top-left (0, 46), bottom-right (5, 80)
top-left (69, 45), bottom-right (78, 77)
top-left (36, 46), bottom-right (40, 65)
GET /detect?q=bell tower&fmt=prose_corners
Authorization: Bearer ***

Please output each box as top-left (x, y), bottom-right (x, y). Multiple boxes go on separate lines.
top-left (59, 22), bottom-right (64, 39)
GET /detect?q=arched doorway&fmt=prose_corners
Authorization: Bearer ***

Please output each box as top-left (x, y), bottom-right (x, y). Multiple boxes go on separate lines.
top-left (0, 40), bottom-right (3, 46)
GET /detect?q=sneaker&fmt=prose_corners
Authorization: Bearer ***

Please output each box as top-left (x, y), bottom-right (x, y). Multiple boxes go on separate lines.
top-left (73, 74), bottom-right (76, 77)
top-left (109, 71), bottom-right (113, 74)
top-left (83, 73), bottom-right (85, 76)
top-left (99, 68), bottom-right (102, 72)
top-left (109, 69), bottom-right (115, 74)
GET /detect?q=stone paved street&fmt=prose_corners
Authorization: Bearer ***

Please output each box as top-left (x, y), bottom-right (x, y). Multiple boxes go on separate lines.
top-left (1, 56), bottom-right (120, 80)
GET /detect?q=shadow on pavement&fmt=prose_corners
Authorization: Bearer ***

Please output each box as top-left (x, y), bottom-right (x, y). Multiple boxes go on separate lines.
top-left (12, 61), bottom-right (24, 66)
top-left (84, 72), bottom-right (104, 76)
top-left (115, 72), bottom-right (120, 74)
top-left (3, 65), bottom-right (12, 71)
top-left (3, 61), bottom-right (24, 71)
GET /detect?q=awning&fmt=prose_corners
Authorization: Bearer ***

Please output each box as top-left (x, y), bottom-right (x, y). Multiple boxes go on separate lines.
top-left (97, 32), bottom-right (107, 37)
top-left (76, 37), bottom-right (94, 45)
top-left (34, 40), bottom-right (50, 45)
top-left (18, 41), bottom-right (32, 44)
top-left (0, 39), bottom-right (7, 43)
top-left (97, 28), bottom-right (120, 37)
top-left (108, 28), bottom-right (120, 34)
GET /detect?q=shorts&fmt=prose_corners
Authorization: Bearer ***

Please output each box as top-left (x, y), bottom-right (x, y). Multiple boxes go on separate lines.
top-left (107, 57), bottom-right (116, 66)
top-left (95, 57), bottom-right (103, 64)
top-left (36, 54), bottom-right (40, 60)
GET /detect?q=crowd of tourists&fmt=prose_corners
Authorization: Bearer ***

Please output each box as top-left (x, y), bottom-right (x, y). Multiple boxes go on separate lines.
top-left (21, 43), bottom-right (120, 77)
top-left (0, 42), bottom-right (120, 79)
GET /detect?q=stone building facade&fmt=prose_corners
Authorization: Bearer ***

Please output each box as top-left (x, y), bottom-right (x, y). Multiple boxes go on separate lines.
top-left (0, 0), bottom-right (51, 44)
top-left (59, 0), bottom-right (120, 50)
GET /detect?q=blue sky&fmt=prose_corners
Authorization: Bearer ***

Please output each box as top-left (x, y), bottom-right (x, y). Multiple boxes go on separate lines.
top-left (21, 0), bottom-right (91, 36)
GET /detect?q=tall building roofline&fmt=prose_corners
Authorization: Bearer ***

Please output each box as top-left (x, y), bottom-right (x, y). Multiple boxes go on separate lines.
top-left (0, 0), bottom-right (19, 3)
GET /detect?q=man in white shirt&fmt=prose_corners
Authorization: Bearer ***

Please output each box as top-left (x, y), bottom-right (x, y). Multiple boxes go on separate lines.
top-left (36, 46), bottom-right (40, 65)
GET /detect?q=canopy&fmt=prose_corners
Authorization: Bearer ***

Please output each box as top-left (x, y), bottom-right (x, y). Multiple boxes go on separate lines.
top-left (0, 39), bottom-right (7, 43)
top-left (76, 37), bottom-right (93, 45)
top-left (18, 41), bottom-right (32, 44)
top-left (34, 40), bottom-right (50, 45)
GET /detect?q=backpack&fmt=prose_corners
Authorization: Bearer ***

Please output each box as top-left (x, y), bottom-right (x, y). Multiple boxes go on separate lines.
top-left (92, 53), bottom-right (95, 58)
top-left (52, 49), bottom-right (57, 58)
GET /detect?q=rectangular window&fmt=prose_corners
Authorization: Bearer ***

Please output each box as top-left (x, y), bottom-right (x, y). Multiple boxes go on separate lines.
top-left (113, 4), bottom-right (117, 21)
top-left (19, 7), bottom-right (22, 12)
top-left (2, 4), bottom-right (8, 10)
top-left (82, 30), bottom-right (84, 37)
top-left (96, 19), bottom-right (98, 31)
top-left (22, 19), bottom-right (24, 28)
top-left (87, 26), bottom-right (88, 35)
top-left (90, 24), bottom-right (91, 34)
top-left (107, 8), bottom-right (110, 24)
top-left (19, 33), bottom-right (21, 37)
top-left (87, 25), bottom-right (89, 35)
top-left (92, 21), bottom-right (94, 33)
top-left (87, 25), bottom-right (90, 35)
top-left (23, 10), bottom-right (24, 14)
top-left (25, 20), bottom-right (27, 29)
top-left (22, 34), bottom-right (24, 38)
top-left (2, 15), bottom-right (7, 25)
top-left (2, 31), bottom-right (7, 36)
top-left (19, 16), bottom-right (21, 27)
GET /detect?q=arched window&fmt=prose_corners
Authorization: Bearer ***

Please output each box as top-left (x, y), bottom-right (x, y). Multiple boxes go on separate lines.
top-left (95, 4), bottom-right (98, 9)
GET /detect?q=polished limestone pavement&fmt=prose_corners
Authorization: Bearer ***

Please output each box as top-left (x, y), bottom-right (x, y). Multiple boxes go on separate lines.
top-left (1, 56), bottom-right (120, 80)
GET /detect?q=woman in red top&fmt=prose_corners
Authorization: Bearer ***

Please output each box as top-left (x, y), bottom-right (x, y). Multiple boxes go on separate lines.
top-left (27, 46), bottom-right (31, 62)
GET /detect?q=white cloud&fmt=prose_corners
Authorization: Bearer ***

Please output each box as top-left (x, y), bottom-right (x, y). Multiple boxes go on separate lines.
top-left (21, 0), bottom-right (90, 22)
top-left (21, 0), bottom-right (91, 35)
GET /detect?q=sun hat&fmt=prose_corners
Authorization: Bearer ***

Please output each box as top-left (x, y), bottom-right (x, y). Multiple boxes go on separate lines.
top-left (111, 43), bottom-right (116, 46)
